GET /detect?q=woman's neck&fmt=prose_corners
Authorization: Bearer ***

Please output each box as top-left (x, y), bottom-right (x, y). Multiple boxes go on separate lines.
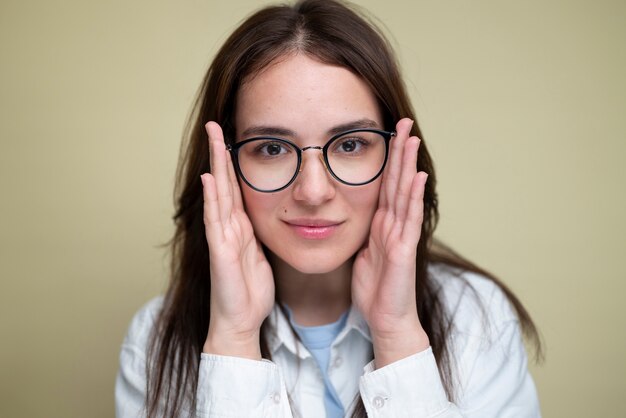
top-left (270, 254), bottom-right (352, 326)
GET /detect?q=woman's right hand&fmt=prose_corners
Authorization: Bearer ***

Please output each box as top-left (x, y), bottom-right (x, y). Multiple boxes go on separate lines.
top-left (201, 121), bottom-right (275, 360)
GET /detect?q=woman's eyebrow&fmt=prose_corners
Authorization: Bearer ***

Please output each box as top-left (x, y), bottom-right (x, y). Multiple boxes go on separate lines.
top-left (241, 126), bottom-right (296, 138)
top-left (327, 118), bottom-right (380, 136)
top-left (240, 118), bottom-right (380, 139)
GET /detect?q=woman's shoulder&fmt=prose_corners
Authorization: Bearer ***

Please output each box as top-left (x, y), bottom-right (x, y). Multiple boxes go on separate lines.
top-left (121, 295), bottom-right (165, 353)
top-left (427, 263), bottom-right (520, 334)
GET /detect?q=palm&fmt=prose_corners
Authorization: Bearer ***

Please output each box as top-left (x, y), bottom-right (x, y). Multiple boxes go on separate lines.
top-left (202, 122), bottom-right (275, 339)
top-left (209, 199), bottom-right (274, 331)
top-left (353, 208), bottom-right (417, 330)
top-left (351, 118), bottom-right (427, 335)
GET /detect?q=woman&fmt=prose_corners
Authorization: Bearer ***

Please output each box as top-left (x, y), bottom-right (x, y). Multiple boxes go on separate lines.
top-left (116, 1), bottom-right (542, 417)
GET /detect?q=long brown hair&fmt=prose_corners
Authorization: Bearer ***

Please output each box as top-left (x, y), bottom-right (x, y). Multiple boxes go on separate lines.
top-left (146, 0), bottom-right (541, 416)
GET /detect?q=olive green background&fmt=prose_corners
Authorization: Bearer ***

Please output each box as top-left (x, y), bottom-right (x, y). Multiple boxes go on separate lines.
top-left (1, 0), bottom-right (624, 416)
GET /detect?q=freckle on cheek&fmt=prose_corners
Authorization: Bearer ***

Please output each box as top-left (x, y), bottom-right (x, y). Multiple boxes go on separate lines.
top-left (283, 207), bottom-right (288, 214)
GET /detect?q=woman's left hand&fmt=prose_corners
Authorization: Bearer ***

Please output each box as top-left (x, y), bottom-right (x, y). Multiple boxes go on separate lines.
top-left (352, 118), bottom-right (430, 368)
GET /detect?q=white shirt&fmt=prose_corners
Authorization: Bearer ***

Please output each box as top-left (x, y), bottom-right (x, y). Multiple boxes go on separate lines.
top-left (116, 265), bottom-right (541, 417)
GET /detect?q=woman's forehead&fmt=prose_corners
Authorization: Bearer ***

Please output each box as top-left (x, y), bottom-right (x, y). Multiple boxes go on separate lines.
top-left (234, 54), bottom-right (382, 139)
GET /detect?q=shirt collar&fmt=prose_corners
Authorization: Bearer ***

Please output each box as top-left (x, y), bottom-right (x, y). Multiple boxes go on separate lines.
top-left (265, 304), bottom-right (371, 359)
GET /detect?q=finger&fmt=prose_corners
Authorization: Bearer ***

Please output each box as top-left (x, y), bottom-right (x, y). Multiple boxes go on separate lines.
top-left (226, 150), bottom-right (244, 211)
top-left (201, 173), bottom-right (225, 244)
top-left (400, 171), bottom-right (427, 245)
top-left (395, 136), bottom-right (420, 221)
top-left (206, 121), bottom-right (233, 222)
top-left (381, 118), bottom-right (412, 211)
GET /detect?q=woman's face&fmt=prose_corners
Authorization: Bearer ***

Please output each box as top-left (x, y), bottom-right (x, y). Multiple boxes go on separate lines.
top-left (234, 54), bottom-right (383, 274)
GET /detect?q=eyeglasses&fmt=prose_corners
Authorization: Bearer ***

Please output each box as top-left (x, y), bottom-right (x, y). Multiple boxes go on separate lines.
top-left (227, 128), bottom-right (395, 193)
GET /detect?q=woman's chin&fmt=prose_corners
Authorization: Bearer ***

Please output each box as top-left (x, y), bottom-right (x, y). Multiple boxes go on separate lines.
top-left (267, 249), bottom-right (354, 276)
top-left (289, 261), bottom-right (343, 275)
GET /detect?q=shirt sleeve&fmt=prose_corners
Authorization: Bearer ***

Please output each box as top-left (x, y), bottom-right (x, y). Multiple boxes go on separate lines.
top-left (115, 342), bottom-right (149, 418)
top-left (359, 347), bottom-right (462, 417)
top-left (115, 299), bottom-right (160, 418)
top-left (114, 298), bottom-right (294, 418)
top-left (358, 318), bottom-right (540, 417)
top-left (195, 354), bottom-right (293, 418)
top-left (454, 319), bottom-right (541, 417)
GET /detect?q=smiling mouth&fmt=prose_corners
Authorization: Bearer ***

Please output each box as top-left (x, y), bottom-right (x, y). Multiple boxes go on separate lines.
top-left (283, 219), bottom-right (343, 240)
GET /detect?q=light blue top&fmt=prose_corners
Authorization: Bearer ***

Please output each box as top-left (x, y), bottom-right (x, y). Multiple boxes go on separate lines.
top-left (285, 305), bottom-right (349, 418)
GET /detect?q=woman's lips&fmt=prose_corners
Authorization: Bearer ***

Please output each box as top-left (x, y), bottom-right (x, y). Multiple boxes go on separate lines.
top-left (283, 219), bottom-right (343, 240)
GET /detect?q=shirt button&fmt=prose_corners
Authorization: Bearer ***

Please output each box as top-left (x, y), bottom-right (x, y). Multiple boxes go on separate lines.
top-left (372, 395), bottom-right (386, 409)
top-left (333, 356), bottom-right (343, 368)
top-left (271, 392), bottom-right (281, 404)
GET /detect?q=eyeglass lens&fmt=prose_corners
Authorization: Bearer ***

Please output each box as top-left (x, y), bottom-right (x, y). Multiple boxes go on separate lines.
top-left (235, 130), bottom-right (388, 192)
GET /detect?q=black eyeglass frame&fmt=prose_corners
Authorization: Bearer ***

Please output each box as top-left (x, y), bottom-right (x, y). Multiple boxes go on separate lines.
top-left (226, 128), bottom-right (396, 193)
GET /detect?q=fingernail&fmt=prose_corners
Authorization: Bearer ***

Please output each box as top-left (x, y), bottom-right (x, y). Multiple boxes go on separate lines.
top-left (200, 174), bottom-right (206, 187)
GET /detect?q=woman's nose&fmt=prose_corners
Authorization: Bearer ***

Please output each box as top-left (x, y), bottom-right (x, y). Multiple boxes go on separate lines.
top-left (291, 152), bottom-right (336, 205)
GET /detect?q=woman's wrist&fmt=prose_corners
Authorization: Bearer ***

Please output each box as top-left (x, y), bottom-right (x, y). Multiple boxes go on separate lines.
top-left (371, 322), bottom-right (430, 369)
top-left (203, 329), bottom-right (262, 360)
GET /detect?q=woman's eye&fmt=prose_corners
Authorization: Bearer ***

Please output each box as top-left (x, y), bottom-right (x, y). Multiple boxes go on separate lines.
top-left (265, 143), bottom-right (283, 155)
top-left (334, 138), bottom-right (367, 154)
top-left (255, 141), bottom-right (289, 157)
top-left (340, 140), bottom-right (357, 152)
